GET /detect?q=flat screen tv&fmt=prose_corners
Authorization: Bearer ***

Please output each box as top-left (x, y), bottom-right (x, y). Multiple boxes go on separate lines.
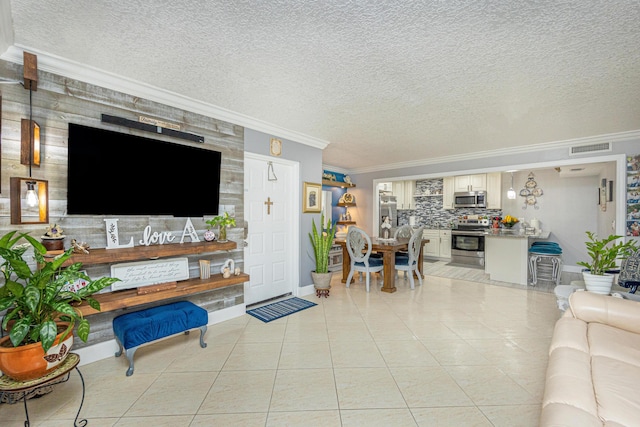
top-left (67, 123), bottom-right (221, 217)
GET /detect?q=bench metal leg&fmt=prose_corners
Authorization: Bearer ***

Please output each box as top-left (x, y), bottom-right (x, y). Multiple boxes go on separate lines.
top-left (124, 347), bottom-right (138, 376)
top-left (114, 338), bottom-right (138, 377)
top-left (199, 325), bottom-right (208, 348)
top-left (114, 325), bottom-right (207, 376)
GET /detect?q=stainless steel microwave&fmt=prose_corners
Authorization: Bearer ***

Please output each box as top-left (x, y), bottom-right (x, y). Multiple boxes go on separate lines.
top-left (453, 191), bottom-right (486, 208)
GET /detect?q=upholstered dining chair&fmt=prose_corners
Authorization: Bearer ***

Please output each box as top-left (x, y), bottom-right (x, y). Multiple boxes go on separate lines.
top-left (619, 249), bottom-right (640, 294)
top-left (346, 226), bottom-right (384, 292)
top-left (394, 224), bottom-right (413, 277)
top-left (395, 226), bottom-right (425, 289)
top-left (394, 224), bottom-right (413, 240)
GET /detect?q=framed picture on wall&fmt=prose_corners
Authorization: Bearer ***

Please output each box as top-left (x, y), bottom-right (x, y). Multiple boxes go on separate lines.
top-left (303, 182), bottom-right (322, 213)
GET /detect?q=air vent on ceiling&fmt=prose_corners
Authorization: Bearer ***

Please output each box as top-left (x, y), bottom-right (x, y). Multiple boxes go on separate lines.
top-left (569, 142), bottom-right (611, 156)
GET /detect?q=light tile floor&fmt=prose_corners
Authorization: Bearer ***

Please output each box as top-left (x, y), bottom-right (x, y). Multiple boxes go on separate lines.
top-left (1, 269), bottom-right (562, 426)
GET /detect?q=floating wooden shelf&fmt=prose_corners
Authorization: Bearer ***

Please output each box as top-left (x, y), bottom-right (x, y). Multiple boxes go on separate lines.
top-left (336, 220), bottom-right (356, 225)
top-left (322, 179), bottom-right (355, 188)
top-left (75, 273), bottom-right (249, 316)
top-left (57, 240), bottom-right (247, 315)
top-left (337, 202), bottom-right (356, 207)
top-left (57, 240), bottom-right (237, 267)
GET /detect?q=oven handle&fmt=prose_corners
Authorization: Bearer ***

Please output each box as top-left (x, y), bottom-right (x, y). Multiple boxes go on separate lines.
top-left (451, 230), bottom-right (487, 236)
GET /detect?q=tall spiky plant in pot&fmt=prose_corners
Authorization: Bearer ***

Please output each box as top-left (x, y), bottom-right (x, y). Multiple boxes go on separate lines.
top-left (309, 213), bottom-right (336, 297)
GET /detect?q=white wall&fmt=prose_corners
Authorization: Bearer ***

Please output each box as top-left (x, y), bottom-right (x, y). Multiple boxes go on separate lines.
top-left (501, 169), bottom-right (598, 266)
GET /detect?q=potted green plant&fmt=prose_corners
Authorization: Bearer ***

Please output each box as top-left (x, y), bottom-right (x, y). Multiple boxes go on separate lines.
top-left (577, 231), bottom-right (638, 294)
top-left (309, 213), bottom-right (336, 296)
top-left (0, 231), bottom-right (120, 380)
top-left (206, 212), bottom-right (236, 242)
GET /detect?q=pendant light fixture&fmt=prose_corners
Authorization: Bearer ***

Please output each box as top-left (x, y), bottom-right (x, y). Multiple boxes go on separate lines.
top-left (507, 172), bottom-right (517, 199)
top-left (23, 51), bottom-right (40, 206)
top-left (10, 51), bottom-right (49, 224)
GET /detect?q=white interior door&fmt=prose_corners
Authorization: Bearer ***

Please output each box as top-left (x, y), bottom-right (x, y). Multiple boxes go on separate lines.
top-left (244, 154), bottom-right (298, 305)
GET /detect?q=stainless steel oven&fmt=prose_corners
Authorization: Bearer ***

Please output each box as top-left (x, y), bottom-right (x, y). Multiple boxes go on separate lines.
top-left (451, 218), bottom-right (489, 267)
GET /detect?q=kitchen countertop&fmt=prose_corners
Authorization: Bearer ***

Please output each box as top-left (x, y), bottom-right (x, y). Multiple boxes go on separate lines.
top-left (484, 229), bottom-right (550, 239)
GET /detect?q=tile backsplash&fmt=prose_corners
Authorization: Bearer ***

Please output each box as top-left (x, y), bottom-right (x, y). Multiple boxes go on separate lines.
top-left (397, 178), bottom-right (502, 228)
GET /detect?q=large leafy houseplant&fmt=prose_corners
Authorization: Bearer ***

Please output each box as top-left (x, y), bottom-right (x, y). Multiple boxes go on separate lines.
top-left (577, 231), bottom-right (638, 276)
top-left (309, 213), bottom-right (336, 274)
top-left (0, 231), bottom-right (120, 352)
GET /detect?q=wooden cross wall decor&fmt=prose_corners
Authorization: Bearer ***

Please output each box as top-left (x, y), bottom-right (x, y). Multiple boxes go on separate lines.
top-left (264, 197), bottom-right (273, 215)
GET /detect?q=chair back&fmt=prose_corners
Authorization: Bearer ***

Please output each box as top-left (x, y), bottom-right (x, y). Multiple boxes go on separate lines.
top-left (394, 224), bottom-right (413, 239)
top-left (346, 226), bottom-right (372, 264)
top-left (406, 226), bottom-right (425, 265)
top-left (619, 249), bottom-right (640, 285)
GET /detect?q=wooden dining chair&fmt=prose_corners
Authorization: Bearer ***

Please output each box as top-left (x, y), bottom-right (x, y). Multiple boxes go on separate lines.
top-left (395, 226), bottom-right (425, 289)
top-left (345, 226), bottom-right (384, 292)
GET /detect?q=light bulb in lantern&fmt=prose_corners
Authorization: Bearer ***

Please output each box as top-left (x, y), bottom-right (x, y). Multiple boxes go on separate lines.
top-left (25, 181), bottom-right (39, 207)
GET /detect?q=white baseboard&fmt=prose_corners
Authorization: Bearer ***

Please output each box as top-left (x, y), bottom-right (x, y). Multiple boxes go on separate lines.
top-left (76, 304), bottom-right (245, 367)
top-left (298, 284), bottom-right (316, 297)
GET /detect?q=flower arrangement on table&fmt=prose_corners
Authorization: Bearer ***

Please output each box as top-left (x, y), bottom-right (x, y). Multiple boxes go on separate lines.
top-left (501, 215), bottom-right (519, 229)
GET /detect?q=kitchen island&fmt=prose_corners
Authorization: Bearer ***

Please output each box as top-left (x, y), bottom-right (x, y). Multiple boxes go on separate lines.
top-left (484, 229), bottom-right (551, 285)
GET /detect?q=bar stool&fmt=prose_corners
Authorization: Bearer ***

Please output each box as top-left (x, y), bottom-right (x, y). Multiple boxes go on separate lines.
top-left (528, 242), bottom-right (563, 286)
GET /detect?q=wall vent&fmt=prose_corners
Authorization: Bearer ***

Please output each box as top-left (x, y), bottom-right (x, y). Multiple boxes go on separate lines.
top-left (569, 142), bottom-right (611, 155)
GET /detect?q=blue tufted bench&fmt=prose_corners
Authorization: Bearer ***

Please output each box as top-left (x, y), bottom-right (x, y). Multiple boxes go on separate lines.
top-left (112, 301), bottom-right (208, 376)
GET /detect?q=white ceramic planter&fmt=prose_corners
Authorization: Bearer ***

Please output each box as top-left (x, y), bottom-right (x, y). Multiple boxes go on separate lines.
top-left (582, 271), bottom-right (615, 295)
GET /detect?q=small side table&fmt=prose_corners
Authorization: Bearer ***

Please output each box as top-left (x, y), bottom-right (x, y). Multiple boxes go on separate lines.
top-left (0, 353), bottom-right (86, 427)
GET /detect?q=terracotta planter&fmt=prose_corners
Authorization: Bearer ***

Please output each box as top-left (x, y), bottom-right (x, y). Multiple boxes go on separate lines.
top-left (0, 323), bottom-right (73, 381)
top-left (582, 271), bottom-right (615, 295)
top-left (41, 237), bottom-right (65, 251)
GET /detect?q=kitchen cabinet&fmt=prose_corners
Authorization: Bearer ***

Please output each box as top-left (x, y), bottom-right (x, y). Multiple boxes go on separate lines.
top-left (422, 229), bottom-right (452, 259)
top-left (454, 174), bottom-right (487, 192)
top-left (486, 172), bottom-right (502, 209)
top-left (423, 230), bottom-right (440, 257)
top-left (442, 176), bottom-right (455, 209)
top-left (439, 229), bottom-right (452, 258)
top-left (392, 180), bottom-right (415, 210)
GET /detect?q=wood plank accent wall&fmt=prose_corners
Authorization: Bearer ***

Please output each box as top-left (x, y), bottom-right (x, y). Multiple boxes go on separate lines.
top-left (0, 59), bottom-right (246, 349)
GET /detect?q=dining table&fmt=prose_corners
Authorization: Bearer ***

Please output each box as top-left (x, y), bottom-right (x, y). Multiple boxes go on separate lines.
top-left (335, 237), bottom-right (429, 293)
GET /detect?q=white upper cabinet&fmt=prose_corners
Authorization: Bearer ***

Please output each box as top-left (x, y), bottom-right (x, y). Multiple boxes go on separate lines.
top-left (392, 180), bottom-right (416, 209)
top-left (443, 176), bottom-right (455, 209)
top-left (486, 172), bottom-right (502, 209)
top-left (454, 174), bottom-right (487, 192)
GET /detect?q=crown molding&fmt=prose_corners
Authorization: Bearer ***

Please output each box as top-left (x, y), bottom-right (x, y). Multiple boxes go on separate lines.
top-left (0, 2), bottom-right (13, 56)
top-left (349, 129), bottom-right (640, 175)
top-left (1, 45), bottom-right (330, 150)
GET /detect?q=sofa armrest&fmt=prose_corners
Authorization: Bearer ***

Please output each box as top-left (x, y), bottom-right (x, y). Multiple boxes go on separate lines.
top-left (568, 291), bottom-right (640, 334)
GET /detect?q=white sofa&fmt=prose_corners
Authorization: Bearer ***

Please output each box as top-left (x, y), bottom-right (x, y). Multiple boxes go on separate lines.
top-left (541, 291), bottom-right (640, 426)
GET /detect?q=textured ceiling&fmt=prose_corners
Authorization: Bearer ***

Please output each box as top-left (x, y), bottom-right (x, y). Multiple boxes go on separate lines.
top-left (6, 0), bottom-right (640, 171)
